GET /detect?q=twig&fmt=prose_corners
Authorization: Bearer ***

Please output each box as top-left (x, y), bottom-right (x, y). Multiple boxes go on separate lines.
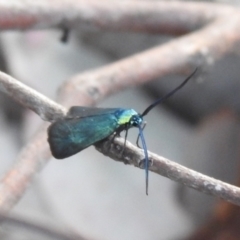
top-left (96, 138), bottom-right (240, 206)
top-left (0, 73), bottom-right (67, 209)
top-left (0, 125), bottom-right (52, 209)
top-left (58, 15), bottom-right (240, 107)
top-left (0, 72), bottom-right (66, 121)
top-left (0, 0), bottom-right (236, 35)
top-left (0, 71), bottom-right (240, 209)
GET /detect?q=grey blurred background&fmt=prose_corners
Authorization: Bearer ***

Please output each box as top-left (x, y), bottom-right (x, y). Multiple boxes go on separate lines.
top-left (0, 3), bottom-right (240, 239)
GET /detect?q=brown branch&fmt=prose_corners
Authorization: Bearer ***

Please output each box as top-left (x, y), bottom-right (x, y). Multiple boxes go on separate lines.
top-left (0, 0), bottom-right (235, 34)
top-left (0, 73), bottom-right (67, 209)
top-left (0, 72), bottom-right (66, 121)
top-left (0, 70), bottom-right (240, 209)
top-left (0, 1), bottom-right (239, 211)
top-left (0, 125), bottom-right (51, 209)
top-left (58, 16), bottom-right (240, 107)
top-left (96, 138), bottom-right (240, 206)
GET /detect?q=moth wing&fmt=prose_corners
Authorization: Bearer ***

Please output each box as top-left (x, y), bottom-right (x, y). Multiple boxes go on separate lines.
top-left (48, 114), bottom-right (119, 159)
top-left (67, 106), bottom-right (120, 118)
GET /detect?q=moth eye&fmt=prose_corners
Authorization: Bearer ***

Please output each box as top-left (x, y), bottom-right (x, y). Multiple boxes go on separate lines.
top-left (129, 115), bottom-right (140, 127)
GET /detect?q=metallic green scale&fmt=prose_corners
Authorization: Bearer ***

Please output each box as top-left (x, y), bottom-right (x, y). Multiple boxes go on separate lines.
top-left (48, 107), bottom-right (140, 159)
top-left (116, 109), bottom-right (138, 125)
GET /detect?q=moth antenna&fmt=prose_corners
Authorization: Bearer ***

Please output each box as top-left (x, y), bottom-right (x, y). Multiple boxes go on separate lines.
top-left (138, 125), bottom-right (149, 195)
top-left (141, 68), bottom-right (197, 117)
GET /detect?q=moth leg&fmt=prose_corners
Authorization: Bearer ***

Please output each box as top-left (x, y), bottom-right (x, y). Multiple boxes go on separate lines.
top-left (138, 157), bottom-right (153, 169)
top-left (109, 129), bottom-right (122, 148)
top-left (110, 126), bottom-right (129, 164)
top-left (136, 121), bottom-right (147, 148)
top-left (109, 132), bottom-right (118, 145)
top-left (120, 128), bottom-right (128, 160)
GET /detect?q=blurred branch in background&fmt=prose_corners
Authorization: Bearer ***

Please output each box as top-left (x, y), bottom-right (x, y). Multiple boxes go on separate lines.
top-left (0, 213), bottom-right (86, 240)
top-left (0, 1), bottom-right (231, 33)
top-left (0, 0), bottom-right (239, 238)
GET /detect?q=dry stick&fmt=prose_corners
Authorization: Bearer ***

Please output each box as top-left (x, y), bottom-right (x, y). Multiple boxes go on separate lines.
top-left (0, 71), bottom-right (66, 121)
top-left (0, 72), bottom-right (68, 209)
top-left (96, 138), bottom-right (240, 206)
top-left (0, 2), bottom-right (240, 211)
top-left (0, 70), bottom-right (240, 209)
top-left (0, 0), bottom-right (235, 34)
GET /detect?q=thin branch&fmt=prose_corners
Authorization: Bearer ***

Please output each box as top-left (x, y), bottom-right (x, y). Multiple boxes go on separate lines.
top-left (0, 71), bottom-right (66, 121)
top-left (0, 1), bottom-right (235, 34)
top-left (0, 72), bottom-right (240, 209)
top-left (96, 138), bottom-right (240, 206)
top-left (0, 72), bottom-right (67, 209)
top-left (58, 15), bottom-right (240, 107)
top-left (0, 125), bottom-right (51, 210)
